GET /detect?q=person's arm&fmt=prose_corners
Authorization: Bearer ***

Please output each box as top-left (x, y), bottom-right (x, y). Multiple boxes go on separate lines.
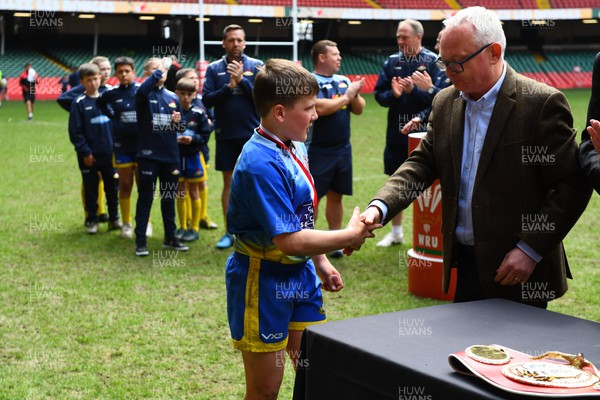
top-left (578, 52), bottom-right (600, 194)
top-left (374, 60), bottom-right (396, 107)
top-left (137, 69), bottom-right (162, 98)
top-left (496, 91), bottom-right (592, 286)
top-left (239, 162), bottom-right (378, 257)
top-left (312, 254), bottom-right (343, 292)
top-left (370, 108), bottom-right (439, 225)
top-left (198, 110), bottom-right (212, 145)
top-left (68, 100), bottom-right (92, 157)
top-left (237, 61), bottom-right (262, 100)
top-left (350, 94), bottom-right (366, 116)
top-left (96, 89), bottom-right (115, 118)
top-left (519, 91), bottom-right (591, 257)
top-left (57, 84), bottom-right (84, 112)
top-left (315, 96), bottom-right (351, 116)
top-left (201, 63), bottom-right (232, 108)
top-left (272, 207), bottom-right (376, 256)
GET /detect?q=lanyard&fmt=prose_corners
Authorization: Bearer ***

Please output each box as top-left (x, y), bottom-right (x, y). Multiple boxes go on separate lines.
top-left (256, 127), bottom-right (318, 210)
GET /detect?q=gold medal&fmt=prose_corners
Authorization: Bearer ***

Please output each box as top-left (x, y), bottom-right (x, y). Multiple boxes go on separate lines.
top-left (465, 345), bottom-right (511, 365)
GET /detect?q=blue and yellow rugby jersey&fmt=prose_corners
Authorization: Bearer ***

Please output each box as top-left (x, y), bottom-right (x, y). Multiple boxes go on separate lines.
top-left (310, 73), bottom-right (352, 154)
top-left (227, 127), bottom-right (316, 264)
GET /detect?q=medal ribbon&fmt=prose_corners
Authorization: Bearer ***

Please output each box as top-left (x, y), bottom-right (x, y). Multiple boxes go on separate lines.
top-left (256, 127), bottom-right (318, 211)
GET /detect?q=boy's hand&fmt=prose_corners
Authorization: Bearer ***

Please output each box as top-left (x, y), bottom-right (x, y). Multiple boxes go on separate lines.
top-left (177, 135), bottom-right (192, 145)
top-left (171, 111), bottom-right (181, 123)
top-left (160, 57), bottom-right (172, 73)
top-left (345, 207), bottom-right (382, 252)
top-left (344, 207), bottom-right (383, 256)
top-left (83, 154), bottom-right (95, 167)
top-left (314, 256), bottom-right (344, 292)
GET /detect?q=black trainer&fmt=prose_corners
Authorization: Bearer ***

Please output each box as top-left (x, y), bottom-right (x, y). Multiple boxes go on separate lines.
top-left (135, 245), bottom-right (149, 257)
top-left (163, 237), bottom-right (189, 251)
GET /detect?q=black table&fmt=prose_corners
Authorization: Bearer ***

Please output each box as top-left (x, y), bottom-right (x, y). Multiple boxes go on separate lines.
top-left (293, 299), bottom-right (600, 399)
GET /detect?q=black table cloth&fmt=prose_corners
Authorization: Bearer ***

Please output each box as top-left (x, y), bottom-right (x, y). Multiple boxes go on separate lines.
top-left (293, 299), bottom-right (600, 399)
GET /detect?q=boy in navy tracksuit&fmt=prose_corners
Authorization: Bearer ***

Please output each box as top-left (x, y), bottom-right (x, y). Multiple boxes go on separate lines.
top-left (59, 56), bottom-right (113, 223)
top-left (174, 78), bottom-right (213, 242)
top-left (174, 67), bottom-right (218, 233)
top-left (134, 58), bottom-right (188, 256)
top-left (97, 56), bottom-right (141, 239)
top-left (68, 63), bottom-right (120, 234)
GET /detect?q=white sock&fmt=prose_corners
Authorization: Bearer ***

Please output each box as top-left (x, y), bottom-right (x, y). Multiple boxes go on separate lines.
top-left (392, 224), bottom-right (403, 237)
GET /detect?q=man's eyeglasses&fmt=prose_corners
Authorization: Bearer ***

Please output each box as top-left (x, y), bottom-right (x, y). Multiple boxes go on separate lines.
top-left (435, 43), bottom-right (493, 73)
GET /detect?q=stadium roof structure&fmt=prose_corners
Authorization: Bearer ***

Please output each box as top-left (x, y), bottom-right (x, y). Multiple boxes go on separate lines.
top-left (1, 0), bottom-right (599, 20)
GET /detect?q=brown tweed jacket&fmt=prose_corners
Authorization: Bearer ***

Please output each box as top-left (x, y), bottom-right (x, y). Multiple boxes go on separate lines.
top-left (372, 66), bottom-right (591, 301)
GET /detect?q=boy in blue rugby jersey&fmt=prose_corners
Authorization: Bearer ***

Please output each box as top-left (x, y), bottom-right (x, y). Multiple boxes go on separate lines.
top-left (134, 57), bottom-right (188, 256)
top-left (68, 63), bottom-right (120, 234)
top-left (225, 58), bottom-right (378, 399)
top-left (174, 78), bottom-right (212, 242)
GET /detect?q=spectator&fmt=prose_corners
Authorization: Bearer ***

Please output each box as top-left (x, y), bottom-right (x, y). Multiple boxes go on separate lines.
top-left (373, 19), bottom-right (444, 247)
top-left (309, 40), bottom-right (366, 258)
top-left (202, 24), bottom-right (264, 249)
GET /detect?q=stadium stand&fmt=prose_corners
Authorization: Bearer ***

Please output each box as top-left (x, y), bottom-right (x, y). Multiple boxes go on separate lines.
top-left (2, 44), bottom-right (594, 100)
top-left (238, 0), bottom-right (378, 6)
top-left (377, 0), bottom-right (455, 8)
top-left (459, 0), bottom-right (523, 8)
top-left (550, 0), bottom-right (600, 7)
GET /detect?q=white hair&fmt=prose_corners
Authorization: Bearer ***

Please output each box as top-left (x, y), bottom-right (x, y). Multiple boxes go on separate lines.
top-left (443, 6), bottom-right (506, 58)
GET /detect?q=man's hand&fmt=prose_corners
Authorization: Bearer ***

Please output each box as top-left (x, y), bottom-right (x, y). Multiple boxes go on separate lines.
top-left (587, 119), bottom-right (600, 162)
top-left (401, 116), bottom-right (422, 135)
top-left (227, 60), bottom-right (243, 89)
top-left (345, 75), bottom-right (366, 102)
top-left (345, 207), bottom-right (380, 251)
top-left (391, 77), bottom-right (403, 98)
top-left (171, 111), bottom-right (181, 124)
top-left (411, 70), bottom-right (433, 91)
top-left (83, 154), bottom-right (95, 167)
top-left (398, 77), bottom-right (414, 94)
top-left (494, 247), bottom-right (537, 286)
top-left (343, 206), bottom-right (383, 256)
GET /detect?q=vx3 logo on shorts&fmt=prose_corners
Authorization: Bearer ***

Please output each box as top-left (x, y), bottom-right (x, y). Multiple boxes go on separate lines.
top-left (261, 332), bottom-right (284, 341)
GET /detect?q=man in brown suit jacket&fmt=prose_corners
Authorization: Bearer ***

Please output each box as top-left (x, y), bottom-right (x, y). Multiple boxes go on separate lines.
top-left (359, 7), bottom-right (591, 307)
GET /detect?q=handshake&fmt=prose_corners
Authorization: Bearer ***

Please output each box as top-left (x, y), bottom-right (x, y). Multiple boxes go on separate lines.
top-left (342, 206), bottom-right (384, 256)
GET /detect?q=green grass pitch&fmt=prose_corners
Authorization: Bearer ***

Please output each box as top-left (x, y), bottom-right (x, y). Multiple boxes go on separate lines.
top-left (0, 90), bottom-right (598, 399)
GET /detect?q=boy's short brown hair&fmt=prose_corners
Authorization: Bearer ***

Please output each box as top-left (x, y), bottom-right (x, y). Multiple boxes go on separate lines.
top-left (143, 57), bottom-right (161, 73)
top-left (253, 58), bottom-right (318, 118)
top-left (79, 62), bottom-right (100, 80)
top-left (176, 78), bottom-right (196, 94)
top-left (175, 67), bottom-right (195, 83)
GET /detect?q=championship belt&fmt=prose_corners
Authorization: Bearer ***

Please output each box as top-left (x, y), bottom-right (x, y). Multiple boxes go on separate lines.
top-left (449, 345), bottom-right (600, 397)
